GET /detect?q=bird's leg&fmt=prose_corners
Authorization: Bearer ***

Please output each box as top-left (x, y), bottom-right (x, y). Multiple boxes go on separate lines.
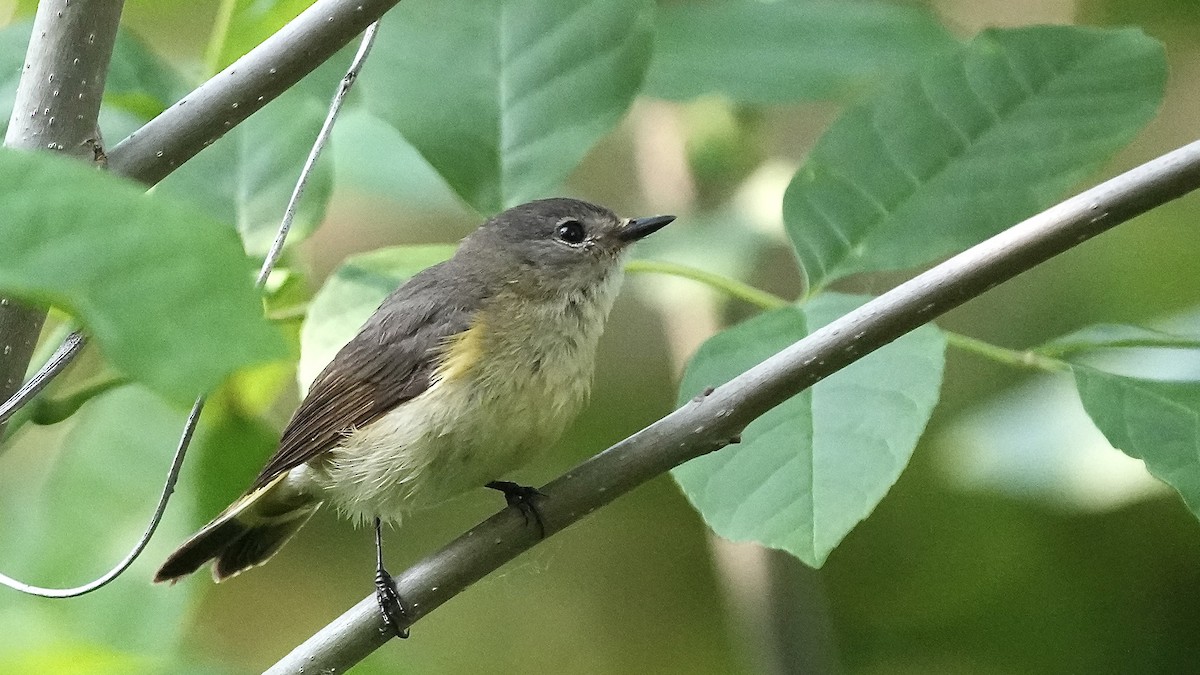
top-left (374, 517), bottom-right (410, 639)
top-left (486, 480), bottom-right (548, 538)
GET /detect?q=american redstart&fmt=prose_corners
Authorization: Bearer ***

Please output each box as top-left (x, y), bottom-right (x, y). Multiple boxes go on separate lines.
top-left (155, 198), bottom-right (674, 636)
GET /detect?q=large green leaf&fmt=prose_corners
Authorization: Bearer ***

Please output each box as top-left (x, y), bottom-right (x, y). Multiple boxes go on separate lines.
top-left (156, 50), bottom-right (352, 257)
top-left (299, 244), bottom-right (456, 390)
top-left (329, 108), bottom-right (466, 208)
top-left (645, 0), bottom-right (955, 103)
top-left (672, 293), bottom-right (945, 566)
top-left (0, 149), bottom-right (287, 404)
top-left (0, 386), bottom-right (197, 665)
top-left (783, 26), bottom-right (1165, 292)
top-left (360, 0), bottom-right (654, 214)
top-left (1074, 367), bottom-right (1200, 518)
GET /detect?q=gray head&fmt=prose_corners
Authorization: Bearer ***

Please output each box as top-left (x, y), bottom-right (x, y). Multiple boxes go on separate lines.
top-left (457, 198), bottom-right (674, 296)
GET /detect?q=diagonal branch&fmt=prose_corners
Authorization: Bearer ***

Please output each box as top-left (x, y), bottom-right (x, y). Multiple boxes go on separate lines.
top-left (106, 0), bottom-right (402, 186)
top-left (266, 138), bottom-right (1200, 674)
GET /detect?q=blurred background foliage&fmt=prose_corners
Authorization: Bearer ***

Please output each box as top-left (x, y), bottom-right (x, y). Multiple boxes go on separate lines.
top-left (1, 0), bottom-right (1199, 673)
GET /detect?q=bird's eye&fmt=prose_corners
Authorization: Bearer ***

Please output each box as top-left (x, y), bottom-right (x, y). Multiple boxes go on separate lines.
top-left (556, 219), bottom-right (586, 245)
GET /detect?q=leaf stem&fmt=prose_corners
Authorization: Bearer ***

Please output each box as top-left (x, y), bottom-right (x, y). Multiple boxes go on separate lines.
top-left (25, 375), bottom-right (132, 427)
top-left (943, 331), bottom-right (1067, 372)
top-left (626, 259), bottom-right (790, 311)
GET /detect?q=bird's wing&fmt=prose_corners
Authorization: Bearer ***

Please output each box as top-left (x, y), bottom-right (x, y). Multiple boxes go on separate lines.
top-left (251, 264), bottom-right (480, 489)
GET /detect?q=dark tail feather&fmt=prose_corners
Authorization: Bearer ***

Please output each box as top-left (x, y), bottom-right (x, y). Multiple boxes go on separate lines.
top-left (154, 475), bottom-right (320, 584)
top-left (155, 517), bottom-right (250, 582)
top-left (211, 517), bottom-right (310, 581)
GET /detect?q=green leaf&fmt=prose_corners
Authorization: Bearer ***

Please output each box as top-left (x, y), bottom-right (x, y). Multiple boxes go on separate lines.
top-left (0, 386), bottom-right (197, 658)
top-left (1040, 323), bottom-right (1200, 357)
top-left (329, 108), bottom-right (465, 209)
top-left (213, 0), bottom-right (316, 69)
top-left (360, 0), bottom-right (654, 214)
top-left (1074, 367), bottom-right (1200, 518)
top-left (104, 27), bottom-right (191, 120)
top-left (299, 244), bottom-right (456, 390)
top-left (783, 26), bottom-right (1166, 292)
top-left (190, 395), bottom-right (281, 519)
top-left (0, 149), bottom-right (287, 404)
top-left (155, 51), bottom-right (351, 257)
top-left (645, 0), bottom-right (956, 103)
top-left (672, 293), bottom-right (945, 566)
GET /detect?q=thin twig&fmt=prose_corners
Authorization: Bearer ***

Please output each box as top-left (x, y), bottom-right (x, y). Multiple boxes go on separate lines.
top-left (0, 331), bottom-right (87, 427)
top-left (0, 399), bottom-right (202, 597)
top-left (267, 139), bottom-right (1200, 674)
top-left (0, 22), bottom-right (381, 600)
top-left (258, 20), bottom-right (380, 287)
top-left (625, 259), bottom-right (790, 311)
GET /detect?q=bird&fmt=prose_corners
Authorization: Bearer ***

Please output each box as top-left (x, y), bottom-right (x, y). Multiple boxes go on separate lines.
top-left (154, 197), bottom-right (674, 636)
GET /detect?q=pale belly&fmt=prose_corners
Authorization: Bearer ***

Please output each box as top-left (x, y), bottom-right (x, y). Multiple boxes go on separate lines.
top-left (306, 344), bottom-right (593, 525)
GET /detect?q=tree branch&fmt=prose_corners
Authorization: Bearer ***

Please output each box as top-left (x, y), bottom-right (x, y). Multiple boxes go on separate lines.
top-left (106, 0), bottom-right (401, 186)
top-left (0, 0), bottom-right (125, 439)
top-left (266, 138), bottom-right (1200, 674)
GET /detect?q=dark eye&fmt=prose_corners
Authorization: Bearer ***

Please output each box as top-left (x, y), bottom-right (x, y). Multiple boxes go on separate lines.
top-left (555, 219), bottom-right (586, 245)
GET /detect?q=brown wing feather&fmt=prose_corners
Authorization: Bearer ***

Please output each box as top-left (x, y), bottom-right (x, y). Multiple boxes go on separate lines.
top-left (251, 260), bottom-right (483, 489)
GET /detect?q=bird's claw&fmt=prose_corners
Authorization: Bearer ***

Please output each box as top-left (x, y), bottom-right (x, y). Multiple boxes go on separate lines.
top-left (487, 480), bottom-right (548, 537)
top-left (374, 568), bottom-right (410, 639)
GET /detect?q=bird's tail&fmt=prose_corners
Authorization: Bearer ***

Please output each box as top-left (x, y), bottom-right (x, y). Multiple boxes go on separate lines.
top-left (154, 473), bottom-right (321, 583)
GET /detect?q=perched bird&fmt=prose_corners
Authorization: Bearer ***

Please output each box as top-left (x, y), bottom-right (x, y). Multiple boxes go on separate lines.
top-left (154, 198), bottom-right (674, 636)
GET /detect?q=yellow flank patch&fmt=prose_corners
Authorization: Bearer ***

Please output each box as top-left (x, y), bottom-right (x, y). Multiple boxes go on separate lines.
top-left (435, 318), bottom-right (486, 383)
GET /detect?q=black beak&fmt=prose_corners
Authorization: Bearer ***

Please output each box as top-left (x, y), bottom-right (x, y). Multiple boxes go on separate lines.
top-left (619, 214), bottom-right (675, 242)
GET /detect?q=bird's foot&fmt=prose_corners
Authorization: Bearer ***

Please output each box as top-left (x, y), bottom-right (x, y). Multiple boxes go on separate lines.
top-left (374, 567), bottom-right (411, 639)
top-left (486, 480), bottom-right (548, 538)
